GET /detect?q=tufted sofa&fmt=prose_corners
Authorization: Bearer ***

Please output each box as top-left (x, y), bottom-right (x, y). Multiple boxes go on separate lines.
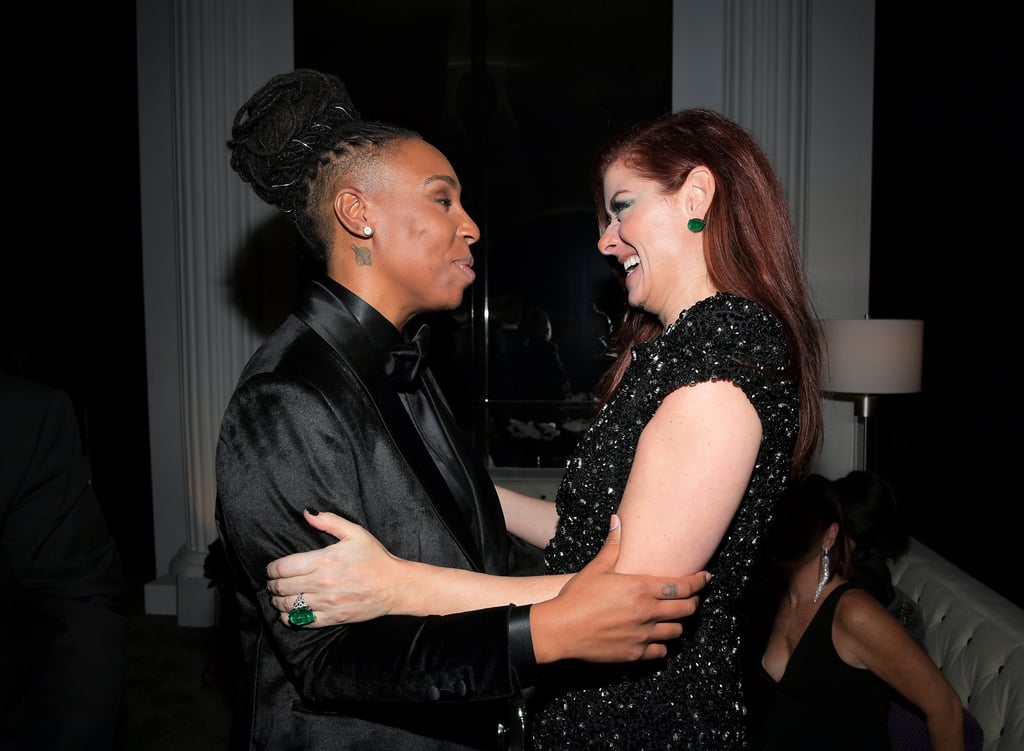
top-left (889, 538), bottom-right (1024, 751)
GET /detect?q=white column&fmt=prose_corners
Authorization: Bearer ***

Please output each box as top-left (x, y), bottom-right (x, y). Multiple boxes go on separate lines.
top-left (136, 0), bottom-right (294, 625)
top-left (672, 0), bottom-right (875, 475)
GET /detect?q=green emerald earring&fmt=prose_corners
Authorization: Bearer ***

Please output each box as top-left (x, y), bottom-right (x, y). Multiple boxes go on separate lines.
top-left (687, 218), bottom-right (705, 233)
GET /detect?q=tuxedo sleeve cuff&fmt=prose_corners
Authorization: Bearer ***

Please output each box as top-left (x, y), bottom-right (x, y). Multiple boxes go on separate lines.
top-left (508, 604), bottom-right (538, 690)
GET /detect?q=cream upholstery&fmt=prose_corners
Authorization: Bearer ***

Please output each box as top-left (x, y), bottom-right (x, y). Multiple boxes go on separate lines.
top-left (889, 538), bottom-right (1024, 751)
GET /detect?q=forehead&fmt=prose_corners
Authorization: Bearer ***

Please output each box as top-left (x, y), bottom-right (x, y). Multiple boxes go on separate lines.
top-left (602, 159), bottom-right (647, 197)
top-left (604, 158), bottom-right (641, 184)
top-left (388, 139), bottom-right (458, 187)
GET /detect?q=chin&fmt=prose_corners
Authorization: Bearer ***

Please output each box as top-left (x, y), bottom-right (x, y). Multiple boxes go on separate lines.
top-left (436, 295), bottom-right (464, 312)
top-left (626, 292), bottom-right (646, 310)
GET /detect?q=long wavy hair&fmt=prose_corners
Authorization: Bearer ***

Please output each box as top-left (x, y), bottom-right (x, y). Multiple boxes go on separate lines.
top-left (590, 108), bottom-right (823, 476)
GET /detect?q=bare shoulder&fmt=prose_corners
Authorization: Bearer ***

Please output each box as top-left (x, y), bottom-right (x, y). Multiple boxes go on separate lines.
top-left (834, 587), bottom-right (908, 645)
top-left (835, 587), bottom-right (887, 622)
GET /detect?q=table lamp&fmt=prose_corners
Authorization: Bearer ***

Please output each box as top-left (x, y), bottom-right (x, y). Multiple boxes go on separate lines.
top-left (821, 318), bottom-right (924, 470)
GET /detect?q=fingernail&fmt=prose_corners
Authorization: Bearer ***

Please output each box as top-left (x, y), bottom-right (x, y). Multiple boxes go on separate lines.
top-left (609, 514), bottom-right (620, 531)
top-left (305, 508), bottom-right (320, 516)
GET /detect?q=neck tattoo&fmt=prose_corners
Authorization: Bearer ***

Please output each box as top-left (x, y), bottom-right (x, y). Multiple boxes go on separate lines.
top-left (351, 244), bottom-right (371, 266)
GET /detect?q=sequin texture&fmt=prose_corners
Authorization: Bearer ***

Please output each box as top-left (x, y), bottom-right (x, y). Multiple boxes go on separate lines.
top-left (531, 293), bottom-right (799, 750)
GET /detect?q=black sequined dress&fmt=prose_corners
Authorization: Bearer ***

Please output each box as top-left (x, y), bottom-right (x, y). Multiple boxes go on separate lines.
top-left (532, 293), bottom-right (799, 750)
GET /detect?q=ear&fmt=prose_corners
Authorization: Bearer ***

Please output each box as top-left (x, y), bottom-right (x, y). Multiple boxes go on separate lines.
top-left (334, 190), bottom-right (369, 238)
top-left (684, 166), bottom-right (715, 216)
top-left (823, 522), bottom-right (840, 551)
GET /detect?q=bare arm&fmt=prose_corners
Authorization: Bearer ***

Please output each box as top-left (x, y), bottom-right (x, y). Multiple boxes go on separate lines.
top-left (834, 590), bottom-right (965, 751)
top-left (268, 508), bottom-right (567, 620)
top-left (494, 484), bottom-right (559, 548)
top-left (528, 515), bottom-right (710, 663)
top-left (267, 512), bottom-right (711, 663)
top-left (613, 380), bottom-right (762, 576)
top-left (267, 510), bottom-right (709, 640)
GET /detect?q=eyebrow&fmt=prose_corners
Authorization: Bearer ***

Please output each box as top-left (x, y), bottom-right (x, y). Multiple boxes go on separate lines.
top-left (424, 174), bottom-right (458, 189)
top-left (608, 192), bottom-right (629, 211)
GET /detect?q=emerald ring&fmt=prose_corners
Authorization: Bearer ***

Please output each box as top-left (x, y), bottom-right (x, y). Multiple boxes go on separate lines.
top-left (288, 593), bottom-right (316, 627)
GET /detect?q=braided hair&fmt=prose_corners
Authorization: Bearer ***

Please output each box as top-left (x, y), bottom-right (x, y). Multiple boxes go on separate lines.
top-left (228, 68), bottom-right (420, 263)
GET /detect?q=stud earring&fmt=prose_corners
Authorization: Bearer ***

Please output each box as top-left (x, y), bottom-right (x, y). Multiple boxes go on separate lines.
top-left (363, 226), bottom-right (373, 237)
top-left (687, 218), bottom-right (705, 233)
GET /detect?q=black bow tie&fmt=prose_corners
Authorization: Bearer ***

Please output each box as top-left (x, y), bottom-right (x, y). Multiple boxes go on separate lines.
top-left (384, 324), bottom-right (431, 388)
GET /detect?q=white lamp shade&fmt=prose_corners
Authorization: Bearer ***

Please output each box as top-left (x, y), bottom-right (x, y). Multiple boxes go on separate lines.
top-left (822, 319), bottom-right (923, 395)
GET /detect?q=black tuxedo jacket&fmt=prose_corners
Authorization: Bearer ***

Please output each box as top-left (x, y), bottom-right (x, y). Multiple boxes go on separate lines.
top-left (215, 278), bottom-right (543, 750)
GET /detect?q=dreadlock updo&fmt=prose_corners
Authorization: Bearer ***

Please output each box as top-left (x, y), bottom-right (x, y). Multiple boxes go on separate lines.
top-left (228, 68), bottom-right (420, 263)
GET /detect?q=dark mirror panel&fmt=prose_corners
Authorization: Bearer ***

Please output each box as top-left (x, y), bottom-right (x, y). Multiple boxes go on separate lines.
top-left (295, 0), bottom-right (672, 466)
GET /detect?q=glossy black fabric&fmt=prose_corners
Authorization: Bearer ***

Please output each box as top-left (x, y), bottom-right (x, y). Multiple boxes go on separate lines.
top-left (0, 373), bottom-right (126, 751)
top-left (385, 323), bottom-right (431, 388)
top-left (215, 277), bottom-right (544, 750)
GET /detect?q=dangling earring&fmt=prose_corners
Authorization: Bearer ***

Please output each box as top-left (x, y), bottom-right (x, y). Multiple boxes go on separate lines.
top-left (687, 217), bottom-right (705, 233)
top-left (363, 226), bottom-right (373, 237)
top-left (813, 547), bottom-right (831, 603)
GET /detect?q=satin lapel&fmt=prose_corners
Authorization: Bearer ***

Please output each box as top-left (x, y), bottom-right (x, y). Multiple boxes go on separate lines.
top-left (294, 280), bottom-right (484, 571)
top-left (420, 369), bottom-right (508, 563)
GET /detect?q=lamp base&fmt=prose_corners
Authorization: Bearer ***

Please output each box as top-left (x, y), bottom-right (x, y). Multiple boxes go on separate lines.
top-left (853, 394), bottom-right (879, 418)
top-left (822, 392), bottom-right (880, 471)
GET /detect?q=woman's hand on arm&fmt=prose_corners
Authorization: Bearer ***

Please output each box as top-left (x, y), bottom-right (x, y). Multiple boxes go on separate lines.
top-left (264, 509), bottom-right (711, 664)
top-left (265, 509), bottom-right (404, 625)
top-left (530, 515), bottom-right (711, 663)
top-left (266, 509), bottom-right (570, 627)
top-left (494, 484), bottom-right (559, 548)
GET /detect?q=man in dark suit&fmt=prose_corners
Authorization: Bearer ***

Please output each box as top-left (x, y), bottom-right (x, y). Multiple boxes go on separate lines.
top-left (216, 69), bottom-right (704, 750)
top-left (0, 372), bottom-right (126, 751)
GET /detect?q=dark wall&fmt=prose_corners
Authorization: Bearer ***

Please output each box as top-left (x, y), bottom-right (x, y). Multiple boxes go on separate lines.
top-left (870, 5), bottom-right (1018, 605)
top-left (294, 0), bottom-right (673, 466)
top-left (30, 4), bottom-right (1018, 608)
top-left (27, 3), bottom-right (154, 598)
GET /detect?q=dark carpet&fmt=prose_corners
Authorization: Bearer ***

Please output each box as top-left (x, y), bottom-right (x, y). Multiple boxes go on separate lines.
top-left (114, 589), bottom-right (233, 751)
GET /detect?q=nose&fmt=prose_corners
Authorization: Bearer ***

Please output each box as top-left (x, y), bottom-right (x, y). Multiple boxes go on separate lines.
top-left (461, 210), bottom-right (481, 246)
top-left (597, 220), bottom-right (619, 256)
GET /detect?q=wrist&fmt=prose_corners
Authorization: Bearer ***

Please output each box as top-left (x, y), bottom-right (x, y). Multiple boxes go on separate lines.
top-left (527, 598), bottom-right (563, 664)
top-left (392, 557), bottom-right (424, 615)
top-left (508, 604), bottom-right (538, 687)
